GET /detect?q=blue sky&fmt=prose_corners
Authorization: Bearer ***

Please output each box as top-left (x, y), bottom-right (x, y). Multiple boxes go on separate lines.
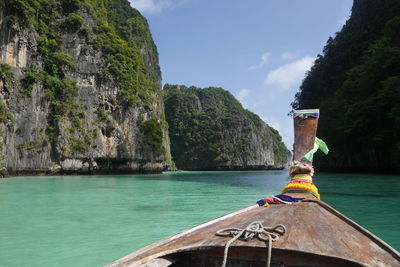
top-left (130, 0), bottom-right (353, 149)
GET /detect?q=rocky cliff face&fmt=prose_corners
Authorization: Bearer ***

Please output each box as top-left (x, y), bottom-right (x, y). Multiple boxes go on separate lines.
top-left (292, 0), bottom-right (400, 172)
top-left (163, 85), bottom-right (291, 170)
top-left (0, 0), bottom-right (171, 174)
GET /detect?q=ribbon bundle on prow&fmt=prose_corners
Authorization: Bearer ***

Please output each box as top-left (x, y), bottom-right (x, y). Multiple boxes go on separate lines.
top-left (281, 109), bottom-right (329, 200)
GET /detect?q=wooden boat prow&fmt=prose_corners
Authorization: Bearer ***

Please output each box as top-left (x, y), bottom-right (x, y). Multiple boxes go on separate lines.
top-left (107, 192), bottom-right (400, 267)
top-left (107, 109), bottom-right (400, 266)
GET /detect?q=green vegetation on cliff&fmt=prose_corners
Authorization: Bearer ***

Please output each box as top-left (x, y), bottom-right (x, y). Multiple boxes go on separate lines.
top-left (292, 0), bottom-right (400, 172)
top-left (0, 0), bottom-right (168, 172)
top-left (163, 84), bottom-right (289, 170)
top-left (139, 118), bottom-right (165, 155)
top-left (0, 63), bottom-right (16, 130)
top-left (5, 0), bottom-right (159, 106)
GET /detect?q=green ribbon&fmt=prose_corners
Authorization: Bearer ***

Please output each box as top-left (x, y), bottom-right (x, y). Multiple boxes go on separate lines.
top-left (302, 137), bottom-right (329, 162)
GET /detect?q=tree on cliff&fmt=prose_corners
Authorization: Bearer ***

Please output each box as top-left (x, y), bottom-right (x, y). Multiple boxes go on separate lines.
top-left (163, 84), bottom-right (289, 170)
top-left (292, 0), bottom-right (400, 172)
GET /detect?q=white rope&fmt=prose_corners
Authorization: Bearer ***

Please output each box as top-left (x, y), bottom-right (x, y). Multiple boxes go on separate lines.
top-left (215, 221), bottom-right (286, 267)
top-left (272, 196), bottom-right (294, 205)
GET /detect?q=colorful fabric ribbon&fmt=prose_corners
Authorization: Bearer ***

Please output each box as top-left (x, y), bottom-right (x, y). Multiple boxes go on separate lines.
top-left (291, 174), bottom-right (313, 181)
top-left (282, 189), bottom-right (320, 199)
top-left (281, 181), bottom-right (320, 199)
top-left (290, 180), bottom-right (315, 185)
top-left (256, 194), bottom-right (300, 207)
top-left (293, 109), bottom-right (320, 118)
top-left (302, 137), bottom-right (329, 162)
top-left (289, 161), bottom-right (314, 177)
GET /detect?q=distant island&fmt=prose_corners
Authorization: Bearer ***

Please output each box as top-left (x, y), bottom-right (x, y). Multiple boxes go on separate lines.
top-left (163, 84), bottom-right (290, 170)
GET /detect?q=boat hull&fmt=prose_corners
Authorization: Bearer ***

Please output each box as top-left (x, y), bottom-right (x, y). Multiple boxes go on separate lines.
top-left (106, 196), bottom-right (400, 267)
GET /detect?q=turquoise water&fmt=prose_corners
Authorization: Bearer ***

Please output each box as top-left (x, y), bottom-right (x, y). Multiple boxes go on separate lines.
top-left (0, 170), bottom-right (399, 266)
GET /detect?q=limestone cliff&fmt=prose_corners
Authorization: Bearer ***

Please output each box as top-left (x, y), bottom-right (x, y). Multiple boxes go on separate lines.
top-left (292, 0), bottom-right (400, 172)
top-left (0, 0), bottom-right (171, 174)
top-left (163, 85), bottom-right (291, 170)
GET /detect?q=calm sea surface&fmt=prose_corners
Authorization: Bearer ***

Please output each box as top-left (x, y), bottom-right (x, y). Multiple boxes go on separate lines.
top-left (0, 170), bottom-right (399, 266)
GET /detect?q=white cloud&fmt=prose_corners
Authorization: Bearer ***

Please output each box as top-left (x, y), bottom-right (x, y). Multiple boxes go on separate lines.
top-left (248, 52), bottom-right (271, 70)
top-left (265, 56), bottom-right (314, 91)
top-left (281, 51), bottom-right (296, 60)
top-left (130, 0), bottom-right (186, 14)
top-left (261, 115), bottom-right (281, 132)
top-left (130, 0), bottom-right (159, 14)
top-left (337, 17), bottom-right (348, 25)
top-left (236, 89), bottom-right (250, 108)
top-left (261, 115), bottom-right (293, 149)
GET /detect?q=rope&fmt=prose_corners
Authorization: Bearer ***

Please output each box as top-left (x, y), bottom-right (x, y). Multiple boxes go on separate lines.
top-left (215, 221), bottom-right (286, 267)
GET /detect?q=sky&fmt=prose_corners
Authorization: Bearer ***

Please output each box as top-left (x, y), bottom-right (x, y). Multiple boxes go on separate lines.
top-left (129, 0), bottom-right (353, 149)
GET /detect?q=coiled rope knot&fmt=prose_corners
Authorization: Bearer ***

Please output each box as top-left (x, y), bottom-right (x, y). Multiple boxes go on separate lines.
top-left (215, 221), bottom-right (286, 267)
